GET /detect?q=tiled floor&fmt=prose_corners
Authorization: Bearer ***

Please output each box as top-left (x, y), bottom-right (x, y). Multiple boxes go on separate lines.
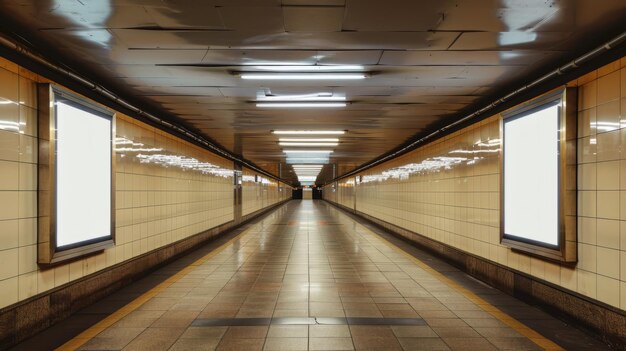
top-left (12, 201), bottom-right (610, 351)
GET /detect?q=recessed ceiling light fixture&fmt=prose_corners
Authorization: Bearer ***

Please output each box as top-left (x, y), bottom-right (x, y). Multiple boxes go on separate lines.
top-left (283, 150), bottom-right (333, 154)
top-left (286, 158), bottom-right (329, 164)
top-left (257, 102), bottom-right (346, 108)
top-left (279, 138), bottom-right (339, 142)
top-left (249, 65), bottom-right (364, 72)
top-left (279, 142), bottom-right (339, 147)
top-left (273, 130), bottom-right (345, 135)
top-left (241, 73), bottom-right (367, 80)
top-left (258, 94), bottom-right (345, 102)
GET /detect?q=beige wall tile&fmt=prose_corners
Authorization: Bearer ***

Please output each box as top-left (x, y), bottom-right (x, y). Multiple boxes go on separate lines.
top-left (18, 218), bottom-right (36, 247)
top-left (596, 130), bottom-right (620, 162)
top-left (596, 100), bottom-right (620, 133)
top-left (577, 270), bottom-right (597, 299)
top-left (18, 245), bottom-right (37, 274)
top-left (579, 108), bottom-right (597, 136)
top-left (0, 220), bottom-right (18, 251)
top-left (621, 68), bottom-right (626, 97)
top-left (18, 134), bottom-right (37, 163)
top-left (0, 130), bottom-right (19, 162)
top-left (18, 271), bottom-right (37, 300)
top-left (579, 80), bottom-right (597, 110)
top-left (596, 275), bottom-right (620, 306)
top-left (17, 77), bottom-right (36, 109)
top-left (596, 219), bottom-right (619, 248)
top-left (0, 249), bottom-right (18, 280)
top-left (579, 217), bottom-right (596, 245)
top-left (597, 247), bottom-right (619, 279)
top-left (0, 277), bottom-right (18, 309)
top-left (0, 161), bottom-right (18, 190)
top-left (578, 191), bottom-right (596, 217)
top-left (597, 70), bottom-right (620, 105)
top-left (596, 191), bottom-right (619, 219)
top-left (18, 162), bottom-right (36, 191)
top-left (597, 61), bottom-right (621, 77)
top-left (18, 105), bottom-right (36, 137)
top-left (620, 251), bottom-right (626, 281)
top-left (596, 161), bottom-right (619, 190)
top-left (0, 68), bottom-right (18, 102)
top-left (0, 101), bottom-right (19, 134)
top-left (0, 191), bottom-right (18, 220)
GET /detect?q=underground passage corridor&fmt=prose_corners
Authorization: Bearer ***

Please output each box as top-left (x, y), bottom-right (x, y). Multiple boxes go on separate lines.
top-left (0, 1), bottom-right (625, 350)
top-left (11, 201), bottom-right (609, 351)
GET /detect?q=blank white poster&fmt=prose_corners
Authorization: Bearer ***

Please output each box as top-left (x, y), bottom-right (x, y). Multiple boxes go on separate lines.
top-left (56, 101), bottom-right (112, 248)
top-left (503, 103), bottom-right (559, 246)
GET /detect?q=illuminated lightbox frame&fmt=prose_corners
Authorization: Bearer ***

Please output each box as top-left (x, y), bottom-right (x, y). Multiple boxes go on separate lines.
top-left (500, 88), bottom-right (577, 263)
top-left (38, 84), bottom-right (116, 265)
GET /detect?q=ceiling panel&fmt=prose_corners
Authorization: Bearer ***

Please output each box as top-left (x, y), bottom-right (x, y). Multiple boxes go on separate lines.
top-left (144, 5), bottom-right (224, 29)
top-left (343, 0), bottom-right (449, 31)
top-left (379, 50), bottom-right (556, 66)
top-left (218, 6), bottom-right (284, 32)
top-left (283, 6), bottom-right (344, 32)
top-left (0, 0), bottom-right (623, 184)
top-left (449, 32), bottom-right (573, 51)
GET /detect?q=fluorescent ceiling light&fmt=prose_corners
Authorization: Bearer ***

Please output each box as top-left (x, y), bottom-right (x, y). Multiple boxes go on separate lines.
top-left (249, 65), bottom-right (364, 72)
top-left (279, 138), bottom-right (339, 142)
top-left (257, 102), bottom-right (346, 108)
top-left (259, 96), bottom-right (345, 102)
top-left (279, 142), bottom-right (338, 147)
top-left (298, 176), bottom-right (318, 181)
top-left (286, 158), bottom-right (329, 164)
top-left (273, 130), bottom-right (345, 135)
top-left (283, 150), bottom-right (333, 154)
top-left (241, 73), bottom-right (367, 80)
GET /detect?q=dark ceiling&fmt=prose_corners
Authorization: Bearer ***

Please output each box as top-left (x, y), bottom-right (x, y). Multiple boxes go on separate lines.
top-left (1, 0), bottom-right (625, 184)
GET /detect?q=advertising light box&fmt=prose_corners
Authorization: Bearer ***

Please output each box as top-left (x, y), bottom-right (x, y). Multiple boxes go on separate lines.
top-left (38, 84), bottom-right (115, 265)
top-left (503, 102), bottom-right (560, 246)
top-left (500, 88), bottom-right (577, 263)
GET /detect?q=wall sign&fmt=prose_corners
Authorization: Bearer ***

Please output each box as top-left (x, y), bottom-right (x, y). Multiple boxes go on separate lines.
top-left (38, 84), bottom-right (115, 265)
top-left (500, 88), bottom-right (577, 263)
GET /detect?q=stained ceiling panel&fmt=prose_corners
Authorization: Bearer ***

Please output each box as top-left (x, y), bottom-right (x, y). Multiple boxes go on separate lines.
top-left (201, 49), bottom-right (317, 65)
top-left (343, 0), bottom-right (449, 31)
top-left (283, 6), bottom-right (344, 32)
top-left (218, 7), bottom-right (284, 32)
top-left (449, 31), bottom-right (573, 51)
top-left (144, 5), bottom-right (224, 29)
top-left (0, 0), bottom-right (623, 185)
top-left (379, 50), bottom-right (556, 66)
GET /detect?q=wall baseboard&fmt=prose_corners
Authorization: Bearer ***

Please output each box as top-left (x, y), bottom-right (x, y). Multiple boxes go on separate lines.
top-left (0, 199), bottom-right (291, 350)
top-left (325, 200), bottom-right (626, 350)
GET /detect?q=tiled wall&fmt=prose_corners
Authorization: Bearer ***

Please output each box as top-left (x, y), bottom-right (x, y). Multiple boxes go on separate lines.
top-left (325, 58), bottom-right (626, 311)
top-left (0, 57), bottom-right (289, 310)
top-left (242, 167), bottom-right (290, 216)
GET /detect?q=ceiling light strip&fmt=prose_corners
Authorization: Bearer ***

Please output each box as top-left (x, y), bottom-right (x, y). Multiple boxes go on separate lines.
top-left (257, 102), bottom-right (346, 108)
top-left (273, 130), bottom-right (345, 135)
top-left (279, 138), bottom-right (339, 142)
top-left (279, 142), bottom-right (338, 147)
top-left (241, 73), bottom-right (367, 80)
